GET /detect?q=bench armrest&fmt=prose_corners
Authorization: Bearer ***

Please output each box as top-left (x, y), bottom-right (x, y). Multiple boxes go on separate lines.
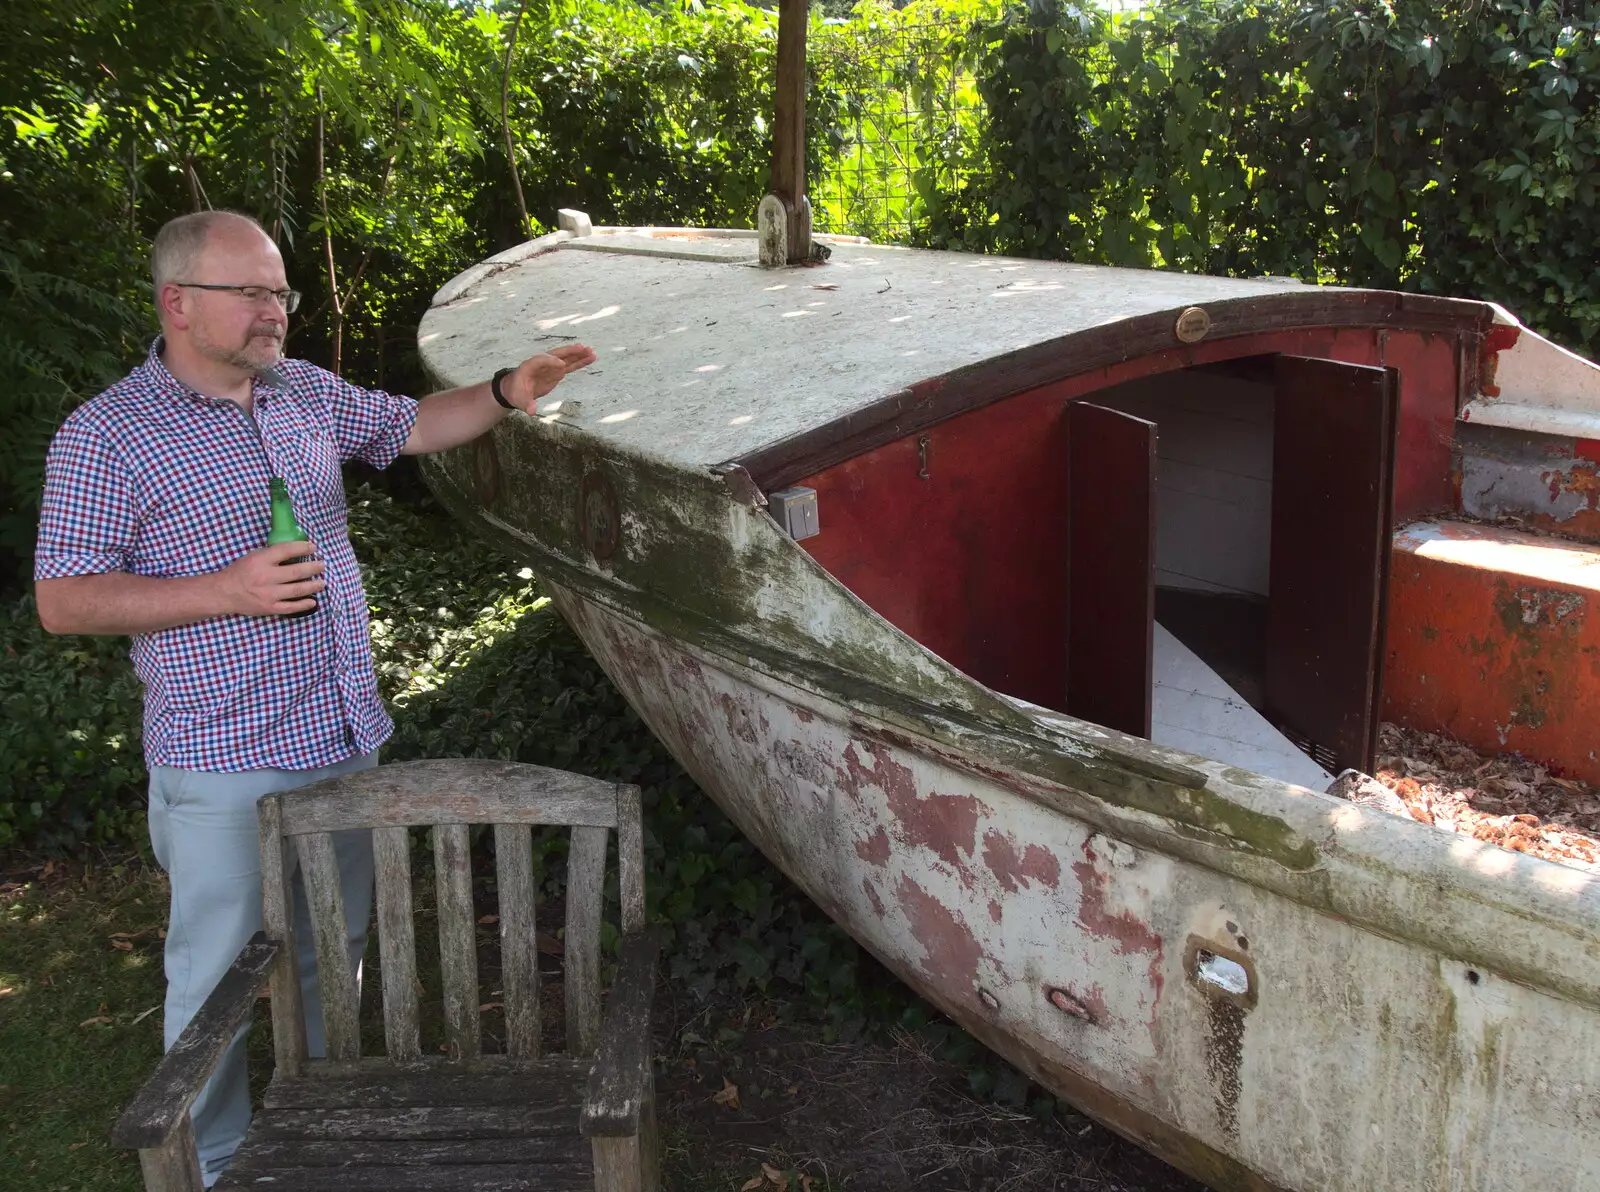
top-left (112, 933), bottom-right (281, 1150)
top-left (581, 926), bottom-right (663, 1138)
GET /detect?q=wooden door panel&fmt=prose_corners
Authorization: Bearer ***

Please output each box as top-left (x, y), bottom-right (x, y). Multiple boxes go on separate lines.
top-left (1067, 401), bottom-right (1157, 738)
top-left (1266, 356), bottom-right (1397, 775)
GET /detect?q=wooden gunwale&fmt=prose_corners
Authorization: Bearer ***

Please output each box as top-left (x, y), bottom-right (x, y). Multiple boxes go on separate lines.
top-left (732, 290), bottom-right (1493, 490)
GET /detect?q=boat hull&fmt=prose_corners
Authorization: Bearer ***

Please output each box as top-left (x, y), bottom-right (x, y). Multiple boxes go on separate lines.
top-left (551, 582), bottom-right (1600, 1192)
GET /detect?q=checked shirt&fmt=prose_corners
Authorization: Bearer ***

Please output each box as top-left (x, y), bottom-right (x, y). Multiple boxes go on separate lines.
top-left (34, 339), bottom-right (419, 772)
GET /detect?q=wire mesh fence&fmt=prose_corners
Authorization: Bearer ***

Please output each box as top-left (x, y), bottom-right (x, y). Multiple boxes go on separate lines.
top-left (807, 1), bottom-right (1161, 243)
top-left (810, 14), bottom-right (988, 242)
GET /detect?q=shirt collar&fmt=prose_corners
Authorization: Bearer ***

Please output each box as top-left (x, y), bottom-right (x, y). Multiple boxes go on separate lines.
top-left (144, 335), bottom-right (291, 402)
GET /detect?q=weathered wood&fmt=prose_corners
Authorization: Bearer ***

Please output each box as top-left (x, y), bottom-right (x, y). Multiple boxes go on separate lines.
top-left (564, 824), bottom-right (607, 1056)
top-left (296, 1054), bottom-right (552, 1079)
top-left (1066, 401), bottom-right (1157, 738)
top-left (373, 825), bottom-right (421, 1061)
top-left (494, 823), bottom-right (540, 1059)
top-left (249, 1103), bottom-right (580, 1140)
top-left (226, 1137), bottom-right (589, 1167)
top-left (135, 1113), bottom-right (205, 1192)
top-left (770, 0), bottom-right (810, 265)
top-left (264, 1060), bottom-right (588, 1110)
top-left (215, 1162), bottom-right (591, 1191)
top-left (278, 760), bottom-right (619, 835)
top-left (259, 794), bottom-right (307, 1077)
top-left (637, 1073), bottom-right (660, 1192)
top-left (582, 929), bottom-right (662, 1138)
top-left (591, 1135), bottom-right (644, 1192)
top-left (1266, 356), bottom-right (1396, 776)
top-left (140, 762), bottom-right (660, 1192)
top-left (296, 831), bottom-right (361, 1062)
top-left (616, 786), bottom-right (645, 936)
top-left (113, 934), bottom-right (280, 1150)
top-left (433, 823), bottom-right (480, 1059)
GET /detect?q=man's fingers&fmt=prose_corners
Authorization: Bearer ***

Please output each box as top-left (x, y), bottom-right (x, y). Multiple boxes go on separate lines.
top-left (258, 541), bottom-right (321, 566)
top-left (271, 597), bottom-right (319, 616)
top-left (275, 577), bottom-right (326, 598)
top-left (273, 559), bottom-right (325, 583)
top-left (549, 344), bottom-right (596, 371)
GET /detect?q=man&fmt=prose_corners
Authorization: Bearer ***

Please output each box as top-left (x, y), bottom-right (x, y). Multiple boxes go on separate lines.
top-left (33, 210), bottom-right (594, 1185)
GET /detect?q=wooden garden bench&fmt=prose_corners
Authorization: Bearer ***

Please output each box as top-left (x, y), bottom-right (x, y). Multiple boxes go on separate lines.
top-left (112, 759), bottom-right (660, 1192)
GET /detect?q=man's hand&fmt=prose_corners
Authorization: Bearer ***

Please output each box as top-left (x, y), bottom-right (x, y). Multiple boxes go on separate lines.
top-left (401, 344), bottom-right (598, 456)
top-left (503, 344), bottom-right (597, 413)
top-left (214, 542), bottom-right (325, 617)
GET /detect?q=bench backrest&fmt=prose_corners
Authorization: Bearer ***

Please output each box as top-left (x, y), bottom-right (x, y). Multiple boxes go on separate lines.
top-left (256, 759), bottom-right (643, 1077)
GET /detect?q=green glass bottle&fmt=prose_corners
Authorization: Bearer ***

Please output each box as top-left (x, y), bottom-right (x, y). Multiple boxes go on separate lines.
top-left (267, 477), bottom-right (316, 617)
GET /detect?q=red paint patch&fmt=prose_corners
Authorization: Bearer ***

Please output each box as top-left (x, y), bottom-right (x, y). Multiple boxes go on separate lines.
top-left (1072, 843), bottom-right (1162, 957)
top-left (988, 900), bottom-right (1003, 923)
top-left (794, 708), bottom-right (815, 723)
top-left (862, 878), bottom-right (886, 918)
top-left (855, 827), bottom-right (891, 867)
top-left (982, 830), bottom-right (1062, 893)
top-left (896, 874), bottom-right (983, 989)
top-left (1578, 440), bottom-right (1600, 464)
top-left (839, 741), bottom-right (982, 878)
top-left (1071, 841), bottom-right (1165, 1026)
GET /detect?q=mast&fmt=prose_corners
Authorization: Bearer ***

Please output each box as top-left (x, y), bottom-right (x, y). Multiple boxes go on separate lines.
top-left (759, 0), bottom-right (813, 266)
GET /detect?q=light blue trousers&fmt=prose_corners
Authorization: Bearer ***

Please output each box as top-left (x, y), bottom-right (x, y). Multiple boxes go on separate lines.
top-left (148, 749), bottom-right (378, 1186)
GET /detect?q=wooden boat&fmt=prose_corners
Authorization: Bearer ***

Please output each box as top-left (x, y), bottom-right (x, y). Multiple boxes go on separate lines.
top-left (416, 217), bottom-right (1600, 1191)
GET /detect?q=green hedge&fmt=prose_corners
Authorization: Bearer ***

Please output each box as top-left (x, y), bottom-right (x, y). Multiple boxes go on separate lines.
top-left (0, 598), bottom-right (146, 850)
top-left (925, 0), bottom-right (1600, 355)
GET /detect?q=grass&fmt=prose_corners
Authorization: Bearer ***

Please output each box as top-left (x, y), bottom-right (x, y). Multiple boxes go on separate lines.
top-left (0, 859), bottom-right (167, 1192)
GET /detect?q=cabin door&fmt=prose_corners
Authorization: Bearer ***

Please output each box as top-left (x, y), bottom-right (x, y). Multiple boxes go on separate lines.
top-left (1266, 356), bottom-right (1398, 775)
top-left (1066, 401), bottom-right (1157, 738)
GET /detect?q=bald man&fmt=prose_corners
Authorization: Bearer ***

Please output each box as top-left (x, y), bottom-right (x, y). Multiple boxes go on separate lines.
top-left (33, 210), bottom-right (594, 1184)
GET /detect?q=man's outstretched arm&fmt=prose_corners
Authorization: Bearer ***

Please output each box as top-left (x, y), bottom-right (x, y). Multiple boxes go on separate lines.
top-left (401, 343), bottom-right (596, 456)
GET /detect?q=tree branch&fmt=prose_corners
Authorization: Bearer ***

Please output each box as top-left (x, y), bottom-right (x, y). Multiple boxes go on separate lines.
top-left (501, 0), bottom-right (533, 238)
top-left (316, 89), bottom-right (344, 376)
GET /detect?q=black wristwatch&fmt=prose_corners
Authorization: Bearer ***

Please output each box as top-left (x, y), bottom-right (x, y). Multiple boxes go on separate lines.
top-left (491, 366), bottom-right (518, 410)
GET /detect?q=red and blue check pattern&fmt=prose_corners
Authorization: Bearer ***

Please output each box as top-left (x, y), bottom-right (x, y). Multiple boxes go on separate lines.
top-left (35, 340), bottom-right (419, 772)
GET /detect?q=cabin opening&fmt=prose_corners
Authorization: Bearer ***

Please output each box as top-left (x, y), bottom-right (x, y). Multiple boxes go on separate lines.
top-left (796, 351), bottom-right (1399, 790)
top-left (1073, 358), bottom-right (1389, 790)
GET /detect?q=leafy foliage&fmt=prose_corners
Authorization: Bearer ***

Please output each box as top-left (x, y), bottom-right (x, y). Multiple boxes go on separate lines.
top-left (924, 0), bottom-right (1600, 356)
top-left (1, 0), bottom-right (994, 588)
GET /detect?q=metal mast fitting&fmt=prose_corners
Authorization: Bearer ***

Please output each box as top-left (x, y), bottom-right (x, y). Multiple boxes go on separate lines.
top-left (759, 0), bottom-right (814, 267)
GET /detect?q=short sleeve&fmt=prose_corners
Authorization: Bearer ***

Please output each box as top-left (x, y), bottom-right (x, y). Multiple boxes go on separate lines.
top-left (326, 372), bottom-right (420, 469)
top-left (34, 417), bottom-right (138, 580)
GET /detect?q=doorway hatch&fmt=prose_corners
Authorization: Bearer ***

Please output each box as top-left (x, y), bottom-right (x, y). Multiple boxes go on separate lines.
top-left (1152, 623), bottom-right (1334, 790)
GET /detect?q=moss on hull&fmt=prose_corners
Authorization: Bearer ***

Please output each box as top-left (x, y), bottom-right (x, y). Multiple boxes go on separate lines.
top-left (421, 412), bottom-right (1600, 1011)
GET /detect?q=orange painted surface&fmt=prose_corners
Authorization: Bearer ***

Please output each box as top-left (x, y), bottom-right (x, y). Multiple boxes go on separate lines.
top-left (1384, 521), bottom-right (1600, 784)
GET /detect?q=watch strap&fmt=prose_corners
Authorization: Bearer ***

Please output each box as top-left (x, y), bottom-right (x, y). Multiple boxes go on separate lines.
top-left (491, 366), bottom-right (517, 410)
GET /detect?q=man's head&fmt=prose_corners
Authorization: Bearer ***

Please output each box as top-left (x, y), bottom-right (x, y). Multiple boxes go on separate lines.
top-left (151, 211), bottom-right (289, 375)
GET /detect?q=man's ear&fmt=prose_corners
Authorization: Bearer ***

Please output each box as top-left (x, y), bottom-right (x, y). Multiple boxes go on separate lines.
top-left (158, 282), bottom-right (191, 330)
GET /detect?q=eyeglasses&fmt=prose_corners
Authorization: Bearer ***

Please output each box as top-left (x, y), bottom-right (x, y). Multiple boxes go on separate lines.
top-left (174, 283), bottom-right (302, 313)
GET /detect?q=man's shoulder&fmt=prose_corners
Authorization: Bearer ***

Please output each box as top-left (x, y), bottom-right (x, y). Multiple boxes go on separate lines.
top-left (58, 363), bottom-right (170, 438)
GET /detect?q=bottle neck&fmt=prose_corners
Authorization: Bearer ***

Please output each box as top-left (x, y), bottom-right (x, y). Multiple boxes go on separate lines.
top-left (268, 478), bottom-right (307, 543)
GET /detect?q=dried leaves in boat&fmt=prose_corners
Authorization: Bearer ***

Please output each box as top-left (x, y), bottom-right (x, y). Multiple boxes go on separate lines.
top-left (1371, 723), bottom-right (1600, 870)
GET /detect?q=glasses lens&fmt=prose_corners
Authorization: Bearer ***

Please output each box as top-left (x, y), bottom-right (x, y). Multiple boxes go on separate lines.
top-left (283, 290), bottom-right (301, 314)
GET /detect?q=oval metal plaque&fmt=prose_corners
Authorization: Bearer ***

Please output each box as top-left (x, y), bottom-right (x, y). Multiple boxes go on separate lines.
top-left (1175, 306), bottom-right (1211, 344)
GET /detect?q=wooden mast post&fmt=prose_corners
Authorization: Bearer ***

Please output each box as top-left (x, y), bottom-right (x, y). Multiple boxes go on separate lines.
top-left (759, 0), bottom-right (813, 266)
